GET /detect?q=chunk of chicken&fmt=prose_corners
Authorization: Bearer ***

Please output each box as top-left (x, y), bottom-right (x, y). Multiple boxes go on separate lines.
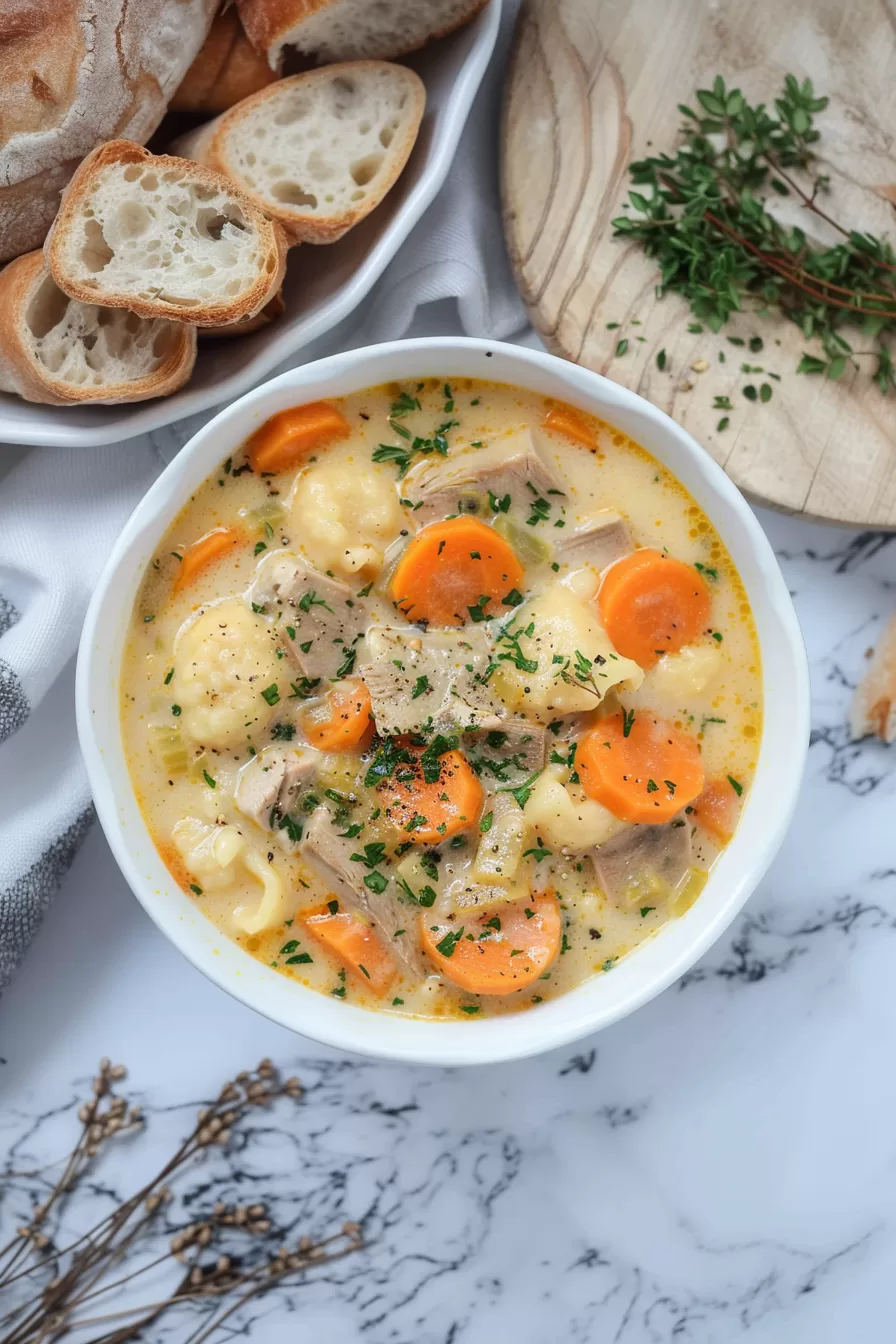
top-left (591, 819), bottom-right (692, 907)
top-left (299, 807), bottom-right (427, 978)
top-left (250, 551), bottom-right (368, 681)
top-left (359, 626), bottom-right (506, 736)
top-left (402, 427), bottom-right (565, 524)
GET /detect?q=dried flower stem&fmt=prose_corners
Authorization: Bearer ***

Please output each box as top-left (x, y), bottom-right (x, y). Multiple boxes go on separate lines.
top-left (0, 1060), bottom-right (361, 1344)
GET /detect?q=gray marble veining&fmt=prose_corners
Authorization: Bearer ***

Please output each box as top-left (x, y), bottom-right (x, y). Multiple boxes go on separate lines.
top-left (3, 505), bottom-right (896, 1344)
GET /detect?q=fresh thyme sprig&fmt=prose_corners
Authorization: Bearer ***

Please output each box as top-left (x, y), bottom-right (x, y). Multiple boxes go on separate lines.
top-left (613, 74), bottom-right (896, 391)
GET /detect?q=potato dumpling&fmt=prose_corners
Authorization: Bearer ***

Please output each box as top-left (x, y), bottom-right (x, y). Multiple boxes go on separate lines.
top-left (173, 598), bottom-right (282, 749)
top-left (627, 642), bottom-right (722, 717)
top-left (524, 766), bottom-right (626, 851)
top-left (290, 457), bottom-right (403, 577)
top-left (495, 583), bottom-right (642, 718)
top-left (172, 817), bottom-right (290, 935)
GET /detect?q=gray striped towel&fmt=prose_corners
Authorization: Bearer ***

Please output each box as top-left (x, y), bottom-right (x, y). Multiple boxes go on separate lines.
top-left (0, 0), bottom-right (526, 990)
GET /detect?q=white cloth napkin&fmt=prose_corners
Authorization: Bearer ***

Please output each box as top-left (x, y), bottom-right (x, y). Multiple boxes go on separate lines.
top-left (0, 0), bottom-right (526, 989)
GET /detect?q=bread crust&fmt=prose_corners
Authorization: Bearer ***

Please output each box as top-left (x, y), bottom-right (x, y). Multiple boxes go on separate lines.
top-left (0, 251), bottom-right (196, 405)
top-left (44, 140), bottom-right (289, 327)
top-left (0, 0), bottom-right (219, 264)
top-left (171, 62), bottom-right (425, 245)
top-left (200, 288), bottom-right (286, 339)
top-left (237, 0), bottom-right (490, 65)
top-left (171, 8), bottom-right (282, 114)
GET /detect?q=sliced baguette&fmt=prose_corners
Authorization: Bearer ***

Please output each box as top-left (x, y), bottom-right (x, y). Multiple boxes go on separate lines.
top-left (171, 8), bottom-right (282, 114)
top-left (200, 288), bottom-right (286, 338)
top-left (237, 0), bottom-right (489, 67)
top-left (0, 252), bottom-right (196, 405)
top-left (45, 141), bottom-right (288, 327)
top-left (171, 62), bottom-right (425, 244)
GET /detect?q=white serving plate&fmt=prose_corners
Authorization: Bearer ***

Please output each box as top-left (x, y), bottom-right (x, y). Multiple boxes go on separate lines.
top-left (77, 338), bottom-right (810, 1066)
top-left (0, 2), bottom-right (500, 449)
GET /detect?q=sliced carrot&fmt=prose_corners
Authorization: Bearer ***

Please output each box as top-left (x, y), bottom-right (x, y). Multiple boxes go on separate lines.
top-left (302, 680), bottom-right (374, 752)
top-left (543, 404), bottom-right (598, 450)
top-left (378, 746), bottom-right (483, 844)
top-left (692, 776), bottom-right (742, 844)
top-left (598, 547), bottom-right (712, 668)
top-left (577, 709), bottom-right (704, 823)
top-left (390, 517), bottom-right (524, 627)
top-left (302, 908), bottom-right (397, 996)
top-left (246, 401), bottom-right (349, 474)
top-left (172, 526), bottom-right (241, 593)
top-left (421, 892), bottom-right (561, 995)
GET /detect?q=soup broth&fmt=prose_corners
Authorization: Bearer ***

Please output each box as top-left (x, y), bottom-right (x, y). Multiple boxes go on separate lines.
top-left (121, 378), bottom-right (761, 1019)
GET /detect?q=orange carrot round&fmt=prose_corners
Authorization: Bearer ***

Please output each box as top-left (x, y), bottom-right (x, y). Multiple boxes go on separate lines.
top-left (302, 908), bottom-right (397, 996)
top-left (692, 776), bottom-right (742, 844)
top-left (543, 404), bottom-right (598, 450)
top-left (378, 746), bottom-right (482, 845)
top-left (421, 892), bottom-right (561, 995)
top-left (577, 709), bottom-right (704, 823)
top-left (302, 680), bottom-right (374, 752)
top-left (246, 401), bottom-right (349, 474)
top-left (390, 517), bottom-right (524, 627)
top-left (172, 526), bottom-right (242, 593)
top-left (598, 548), bottom-right (711, 667)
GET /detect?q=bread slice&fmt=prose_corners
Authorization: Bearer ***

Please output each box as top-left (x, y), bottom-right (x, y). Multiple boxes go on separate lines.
top-left (200, 289), bottom-right (286, 339)
top-left (0, 251), bottom-right (196, 405)
top-left (171, 62), bottom-right (425, 244)
top-left (851, 614), bottom-right (896, 743)
top-left (171, 8), bottom-right (281, 114)
top-left (44, 141), bottom-right (288, 327)
top-left (237, 0), bottom-right (489, 67)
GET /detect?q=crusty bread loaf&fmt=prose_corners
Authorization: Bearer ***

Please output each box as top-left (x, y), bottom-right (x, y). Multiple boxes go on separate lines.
top-left (171, 62), bottom-right (425, 244)
top-left (0, 0), bottom-right (219, 265)
top-left (44, 141), bottom-right (288, 327)
top-left (0, 251), bottom-right (196, 405)
top-left (171, 8), bottom-right (282, 114)
top-left (237, 0), bottom-right (489, 67)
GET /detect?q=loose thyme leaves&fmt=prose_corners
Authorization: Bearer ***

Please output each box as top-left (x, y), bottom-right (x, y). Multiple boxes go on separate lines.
top-left (613, 73), bottom-right (896, 392)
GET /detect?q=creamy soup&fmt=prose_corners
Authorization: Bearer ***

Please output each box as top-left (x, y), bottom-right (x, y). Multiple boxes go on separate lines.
top-left (122, 378), bottom-right (761, 1019)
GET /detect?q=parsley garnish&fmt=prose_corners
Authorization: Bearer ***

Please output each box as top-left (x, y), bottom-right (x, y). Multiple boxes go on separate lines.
top-left (298, 589), bottom-right (333, 614)
top-left (434, 927), bottom-right (463, 958)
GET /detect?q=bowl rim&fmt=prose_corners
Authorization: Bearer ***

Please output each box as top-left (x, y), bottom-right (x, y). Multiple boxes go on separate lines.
top-left (76, 336), bottom-right (810, 1066)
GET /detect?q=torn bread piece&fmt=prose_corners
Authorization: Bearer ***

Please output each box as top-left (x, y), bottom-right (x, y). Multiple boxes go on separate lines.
top-left (45, 141), bottom-right (287, 327)
top-left (172, 62), bottom-right (425, 245)
top-left (851, 614), bottom-right (896, 743)
top-left (0, 251), bottom-right (196, 405)
top-left (238, 0), bottom-right (489, 68)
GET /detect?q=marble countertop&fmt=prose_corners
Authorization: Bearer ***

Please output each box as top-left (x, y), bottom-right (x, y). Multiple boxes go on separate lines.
top-left (4, 501), bottom-right (896, 1342)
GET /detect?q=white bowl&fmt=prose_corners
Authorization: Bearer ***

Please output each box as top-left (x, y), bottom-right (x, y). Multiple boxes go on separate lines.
top-left (0, 2), bottom-right (500, 449)
top-left (77, 338), bottom-right (809, 1065)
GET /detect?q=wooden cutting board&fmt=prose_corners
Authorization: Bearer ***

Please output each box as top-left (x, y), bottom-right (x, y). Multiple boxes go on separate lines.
top-left (501, 0), bottom-right (896, 528)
